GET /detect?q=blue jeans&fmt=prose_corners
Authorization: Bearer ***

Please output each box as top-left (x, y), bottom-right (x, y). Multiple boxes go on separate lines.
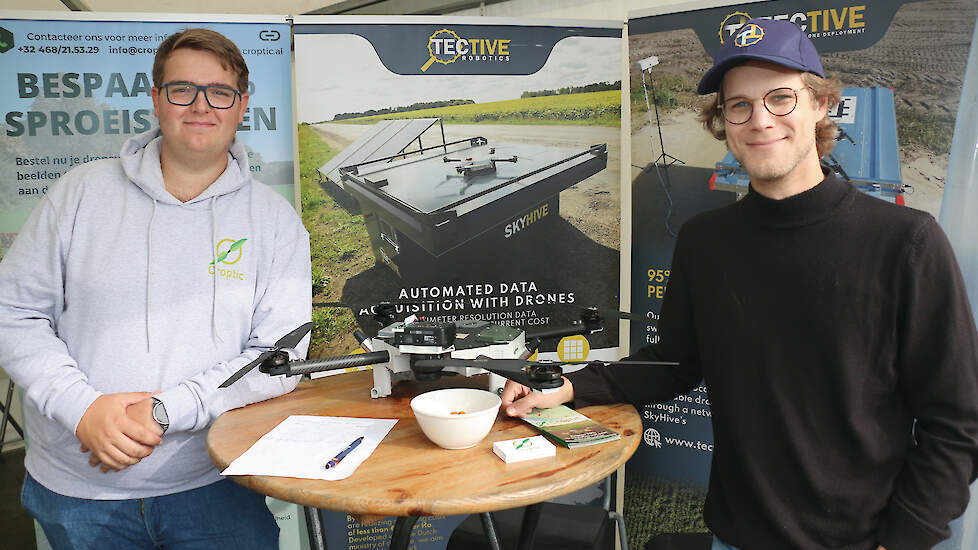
top-left (21, 473), bottom-right (279, 550)
top-left (712, 536), bottom-right (741, 550)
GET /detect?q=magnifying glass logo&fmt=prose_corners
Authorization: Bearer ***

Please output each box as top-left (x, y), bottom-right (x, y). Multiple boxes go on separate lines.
top-left (422, 28), bottom-right (463, 72)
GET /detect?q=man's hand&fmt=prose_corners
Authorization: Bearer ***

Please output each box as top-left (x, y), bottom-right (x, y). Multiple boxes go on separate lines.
top-left (76, 392), bottom-right (163, 473)
top-left (500, 377), bottom-right (574, 417)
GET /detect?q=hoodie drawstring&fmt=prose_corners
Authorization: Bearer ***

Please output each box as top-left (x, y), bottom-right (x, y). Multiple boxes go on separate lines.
top-left (146, 199), bottom-right (157, 352)
top-left (210, 196), bottom-right (223, 344)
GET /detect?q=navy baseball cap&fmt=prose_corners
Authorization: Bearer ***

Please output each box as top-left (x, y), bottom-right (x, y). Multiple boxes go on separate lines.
top-left (697, 18), bottom-right (825, 95)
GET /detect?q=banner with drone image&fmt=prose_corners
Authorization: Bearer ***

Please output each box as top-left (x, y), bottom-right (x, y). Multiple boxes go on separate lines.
top-left (0, 13), bottom-right (294, 257)
top-left (293, 15), bottom-right (622, 550)
top-left (625, 0), bottom-right (976, 548)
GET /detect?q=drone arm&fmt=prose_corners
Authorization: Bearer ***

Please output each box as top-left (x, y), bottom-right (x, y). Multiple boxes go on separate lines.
top-left (524, 308), bottom-right (604, 342)
top-left (483, 366), bottom-right (534, 387)
top-left (285, 351), bottom-right (391, 376)
top-left (484, 366), bottom-right (564, 392)
top-left (524, 324), bottom-right (592, 340)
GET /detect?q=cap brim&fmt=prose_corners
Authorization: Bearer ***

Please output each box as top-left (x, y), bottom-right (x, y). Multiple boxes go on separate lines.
top-left (696, 53), bottom-right (809, 95)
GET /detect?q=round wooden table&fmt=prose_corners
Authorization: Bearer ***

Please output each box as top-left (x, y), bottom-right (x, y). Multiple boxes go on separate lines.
top-left (207, 370), bottom-right (641, 550)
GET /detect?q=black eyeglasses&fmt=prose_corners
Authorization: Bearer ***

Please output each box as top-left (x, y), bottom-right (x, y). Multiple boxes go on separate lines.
top-left (720, 87), bottom-right (814, 125)
top-left (160, 82), bottom-right (241, 109)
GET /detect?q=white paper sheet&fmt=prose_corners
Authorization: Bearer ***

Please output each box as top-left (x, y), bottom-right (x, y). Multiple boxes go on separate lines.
top-left (220, 415), bottom-right (398, 480)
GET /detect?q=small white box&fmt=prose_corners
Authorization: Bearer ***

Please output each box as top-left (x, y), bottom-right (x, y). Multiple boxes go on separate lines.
top-left (493, 435), bottom-right (556, 463)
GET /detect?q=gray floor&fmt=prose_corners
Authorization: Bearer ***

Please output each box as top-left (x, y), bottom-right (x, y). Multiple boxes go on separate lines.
top-left (0, 447), bottom-right (36, 550)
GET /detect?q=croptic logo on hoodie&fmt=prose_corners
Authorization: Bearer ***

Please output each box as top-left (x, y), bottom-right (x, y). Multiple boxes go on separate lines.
top-left (208, 237), bottom-right (248, 281)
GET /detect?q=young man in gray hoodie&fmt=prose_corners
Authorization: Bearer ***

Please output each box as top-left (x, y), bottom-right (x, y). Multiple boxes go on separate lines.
top-left (0, 28), bottom-right (311, 548)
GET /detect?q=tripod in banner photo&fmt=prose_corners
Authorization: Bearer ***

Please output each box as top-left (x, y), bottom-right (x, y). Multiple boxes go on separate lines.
top-left (637, 55), bottom-right (683, 238)
top-left (637, 55), bottom-right (684, 168)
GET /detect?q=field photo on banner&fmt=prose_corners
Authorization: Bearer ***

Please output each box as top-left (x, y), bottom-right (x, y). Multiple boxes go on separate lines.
top-left (624, 1), bottom-right (977, 548)
top-left (0, 15), bottom-right (293, 257)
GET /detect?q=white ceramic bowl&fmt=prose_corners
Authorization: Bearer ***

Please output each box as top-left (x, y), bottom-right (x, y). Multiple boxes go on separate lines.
top-left (410, 388), bottom-right (502, 449)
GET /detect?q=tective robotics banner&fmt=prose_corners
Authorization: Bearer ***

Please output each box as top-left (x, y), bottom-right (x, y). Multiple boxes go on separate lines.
top-left (293, 15), bottom-right (622, 550)
top-left (626, 1), bottom-right (976, 548)
top-left (0, 13), bottom-right (294, 254)
top-left (294, 16), bottom-right (623, 360)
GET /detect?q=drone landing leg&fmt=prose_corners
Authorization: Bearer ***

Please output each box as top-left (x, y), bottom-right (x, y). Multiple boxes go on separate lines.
top-left (371, 366), bottom-right (393, 399)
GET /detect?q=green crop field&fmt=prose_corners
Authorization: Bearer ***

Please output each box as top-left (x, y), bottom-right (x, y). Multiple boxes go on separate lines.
top-left (624, 474), bottom-right (709, 549)
top-left (334, 90), bottom-right (621, 126)
top-left (297, 123), bottom-right (373, 357)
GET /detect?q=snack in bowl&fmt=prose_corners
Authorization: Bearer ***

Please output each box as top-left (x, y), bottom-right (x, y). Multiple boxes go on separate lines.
top-left (410, 388), bottom-right (501, 449)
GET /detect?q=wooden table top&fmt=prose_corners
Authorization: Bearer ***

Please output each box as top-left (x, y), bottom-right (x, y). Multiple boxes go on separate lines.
top-left (207, 370), bottom-right (641, 518)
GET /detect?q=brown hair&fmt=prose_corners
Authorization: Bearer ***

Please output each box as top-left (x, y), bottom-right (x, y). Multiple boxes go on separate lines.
top-left (697, 71), bottom-right (843, 158)
top-left (153, 28), bottom-right (249, 94)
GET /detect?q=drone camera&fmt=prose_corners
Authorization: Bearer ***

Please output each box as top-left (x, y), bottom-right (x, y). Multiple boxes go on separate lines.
top-left (409, 353), bottom-right (452, 381)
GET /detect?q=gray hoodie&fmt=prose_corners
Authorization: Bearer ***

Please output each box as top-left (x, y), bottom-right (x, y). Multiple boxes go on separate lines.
top-left (0, 128), bottom-right (311, 498)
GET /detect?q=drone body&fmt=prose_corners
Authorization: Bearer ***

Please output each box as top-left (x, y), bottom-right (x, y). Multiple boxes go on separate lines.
top-left (218, 306), bottom-right (677, 394)
top-left (363, 318), bottom-right (528, 398)
top-left (443, 147), bottom-right (519, 178)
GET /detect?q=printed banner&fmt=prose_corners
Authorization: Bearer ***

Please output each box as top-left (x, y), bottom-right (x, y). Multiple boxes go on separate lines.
top-left (0, 15), bottom-right (294, 254)
top-left (626, 0), bottom-right (976, 547)
top-left (294, 15), bottom-right (623, 359)
top-left (294, 15), bottom-right (621, 550)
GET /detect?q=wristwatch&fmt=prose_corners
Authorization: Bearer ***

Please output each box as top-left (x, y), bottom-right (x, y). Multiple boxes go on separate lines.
top-left (151, 397), bottom-right (169, 434)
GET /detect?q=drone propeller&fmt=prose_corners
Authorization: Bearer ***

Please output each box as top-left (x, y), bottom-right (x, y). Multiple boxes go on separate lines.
top-left (219, 322), bottom-right (315, 388)
top-left (313, 299), bottom-right (446, 309)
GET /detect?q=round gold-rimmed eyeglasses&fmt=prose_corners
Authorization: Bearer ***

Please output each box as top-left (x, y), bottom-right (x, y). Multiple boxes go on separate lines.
top-left (720, 87), bottom-right (814, 125)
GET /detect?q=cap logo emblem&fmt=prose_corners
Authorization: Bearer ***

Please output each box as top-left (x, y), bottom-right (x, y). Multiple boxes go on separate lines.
top-left (735, 24), bottom-right (765, 47)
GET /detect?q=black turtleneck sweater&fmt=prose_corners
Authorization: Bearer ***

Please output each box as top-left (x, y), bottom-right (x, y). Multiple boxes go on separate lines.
top-left (570, 173), bottom-right (978, 550)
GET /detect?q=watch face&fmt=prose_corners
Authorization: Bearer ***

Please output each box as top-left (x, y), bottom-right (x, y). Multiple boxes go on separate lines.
top-left (153, 400), bottom-right (169, 425)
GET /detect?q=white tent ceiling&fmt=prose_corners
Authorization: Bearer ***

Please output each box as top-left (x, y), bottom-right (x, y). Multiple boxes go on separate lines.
top-left (1, 0), bottom-right (684, 18)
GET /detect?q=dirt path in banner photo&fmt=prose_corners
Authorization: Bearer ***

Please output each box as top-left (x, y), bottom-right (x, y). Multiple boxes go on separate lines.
top-left (312, 123), bottom-right (623, 250)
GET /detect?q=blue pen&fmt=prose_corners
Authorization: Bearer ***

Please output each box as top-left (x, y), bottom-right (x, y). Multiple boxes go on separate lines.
top-left (324, 436), bottom-right (364, 469)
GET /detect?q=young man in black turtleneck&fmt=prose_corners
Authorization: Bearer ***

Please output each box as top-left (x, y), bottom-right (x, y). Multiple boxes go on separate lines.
top-left (502, 18), bottom-right (978, 550)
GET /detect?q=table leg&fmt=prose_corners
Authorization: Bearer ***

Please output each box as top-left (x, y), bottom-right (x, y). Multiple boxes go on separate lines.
top-left (516, 503), bottom-right (542, 550)
top-left (389, 516), bottom-right (419, 550)
top-left (303, 506), bottom-right (328, 550)
top-left (479, 512), bottom-right (503, 550)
